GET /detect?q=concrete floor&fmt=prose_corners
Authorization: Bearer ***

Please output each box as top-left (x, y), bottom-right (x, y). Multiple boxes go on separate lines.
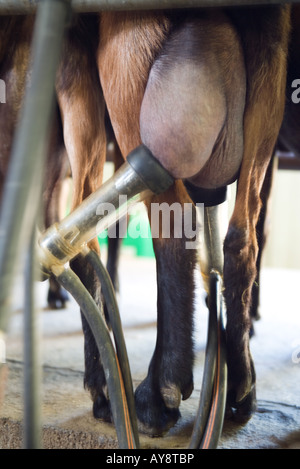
top-left (1, 249), bottom-right (300, 449)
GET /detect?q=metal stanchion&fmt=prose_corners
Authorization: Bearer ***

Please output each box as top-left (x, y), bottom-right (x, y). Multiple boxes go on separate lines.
top-left (0, 0), bottom-right (298, 14)
top-left (24, 228), bottom-right (42, 449)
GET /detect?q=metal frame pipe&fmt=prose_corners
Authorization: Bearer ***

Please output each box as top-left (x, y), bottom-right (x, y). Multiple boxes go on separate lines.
top-left (24, 228), bottom-right (42, 449)
top-left (0, 0), bottom-right (298, 14)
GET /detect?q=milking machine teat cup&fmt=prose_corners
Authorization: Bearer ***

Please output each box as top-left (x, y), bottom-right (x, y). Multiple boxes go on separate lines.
top-left (37, 144), bottom-right (174, 276)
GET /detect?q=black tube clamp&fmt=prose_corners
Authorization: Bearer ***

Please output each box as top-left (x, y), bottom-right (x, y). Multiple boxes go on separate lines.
top-left (184, 180), bottom-right (227, 207)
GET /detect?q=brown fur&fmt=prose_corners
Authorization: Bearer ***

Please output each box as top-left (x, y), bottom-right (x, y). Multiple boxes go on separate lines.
top-left (98, 11), bottom-right (171, 157)
top-left (98, 7), bottom-right (291, 427)
top-left (0, 16), bottom-right (34, 197)
top-left (0, 6), bottom-right (292, 435)
top-left (223, 6), bottom-right (291, 415)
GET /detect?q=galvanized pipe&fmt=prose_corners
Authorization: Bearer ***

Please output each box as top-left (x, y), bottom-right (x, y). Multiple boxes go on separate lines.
top-left (197, 201), bottom-right (228, 294)
top-left (24, 228), bottom-right (42, 449)
top-left (0, 0), bottom-right (298, 14)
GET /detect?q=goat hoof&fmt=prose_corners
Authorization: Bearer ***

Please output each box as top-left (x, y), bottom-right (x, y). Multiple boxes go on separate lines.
top-left (161, 382), bottom-right (182, 409)
top-left (93, 394), bottom-right (112, 422)
top-left (47, 287), bottom-right (69, 309)
top-left (135, 380), bottom-right (181, 437)
top-left (234, 387), bottom-right (257, 423)
top-left (226, 386), bottom-right (257, 423)
top-left (137, 407), bottom-right (180, 437)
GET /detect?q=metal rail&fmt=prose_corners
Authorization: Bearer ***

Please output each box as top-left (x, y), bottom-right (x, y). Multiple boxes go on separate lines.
top-left (0, 0), bottom-right (299, 14)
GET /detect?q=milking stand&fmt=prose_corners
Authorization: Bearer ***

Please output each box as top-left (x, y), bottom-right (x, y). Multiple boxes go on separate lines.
top-left (0, 0), bottom-right (245, 451)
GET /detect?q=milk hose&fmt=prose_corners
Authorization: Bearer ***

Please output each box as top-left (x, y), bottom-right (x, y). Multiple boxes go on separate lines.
top-left (55, 263), bottom-right (138, 449)
top-left (189, 271), bottom-right (227, 449)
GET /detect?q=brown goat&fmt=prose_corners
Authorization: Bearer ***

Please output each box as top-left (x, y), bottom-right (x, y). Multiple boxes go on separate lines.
top-left (0, 7), bottom-right (292, 437)
top-left (97, 7), bottom-right (291, 432)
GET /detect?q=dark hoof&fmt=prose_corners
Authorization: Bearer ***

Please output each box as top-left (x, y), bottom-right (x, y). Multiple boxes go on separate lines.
top-left (226, 386), bottom-right (257, 423)
top-left (47, 287), bottom-right (69, 310)
top-left (138, 408), bottom-right (180, 437)
top-left (93, 394), bottom-right (112, 423)
top-left (134, 379), bottom-right (181, 437)
top-left (48, 300), bottom-right (67, 310)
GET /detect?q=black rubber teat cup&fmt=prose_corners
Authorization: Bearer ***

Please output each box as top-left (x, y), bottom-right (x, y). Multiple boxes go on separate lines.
top-left (127, 145), bottom-right (174, 195)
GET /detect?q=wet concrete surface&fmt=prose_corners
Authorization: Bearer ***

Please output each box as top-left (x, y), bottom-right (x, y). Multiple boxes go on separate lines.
top-left (1, 251), bottom-right (300, 449)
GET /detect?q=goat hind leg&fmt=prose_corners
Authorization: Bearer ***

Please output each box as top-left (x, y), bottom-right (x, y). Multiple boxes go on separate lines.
top-left (56, 17), bottom-right (109, 421)
top-left (223, 6), bottom-right (291, 421)
top-left (134, 183), bottom-right (197, 436)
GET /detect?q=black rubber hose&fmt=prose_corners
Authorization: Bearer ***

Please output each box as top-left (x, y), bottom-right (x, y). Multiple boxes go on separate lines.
top-left (84, 248), bottom-right (140, 448)
top-left (189, 271), bottom-right (227, 449)
top-left (56, 266), bottom-right (138, 449)
top-left (188, 285), bottom-right (218, 448)
top-left (199, 272), bottom-right (227, 449)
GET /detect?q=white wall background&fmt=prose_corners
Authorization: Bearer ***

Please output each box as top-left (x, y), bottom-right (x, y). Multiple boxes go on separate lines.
top-left (262, 168), bottom-right (300, 270)
top-left (226, 164), bottom-right (300, 270)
